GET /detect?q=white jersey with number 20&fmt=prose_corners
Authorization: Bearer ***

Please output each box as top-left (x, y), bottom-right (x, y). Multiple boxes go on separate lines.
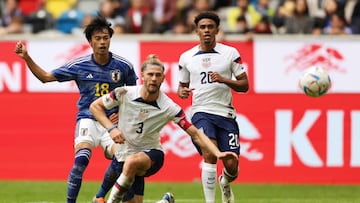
top-left (178, 43), bottom-right (246, 118)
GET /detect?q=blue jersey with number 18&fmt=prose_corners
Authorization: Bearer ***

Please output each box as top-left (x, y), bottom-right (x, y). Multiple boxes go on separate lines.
top-left (52, 52), bottom-right (137, 121)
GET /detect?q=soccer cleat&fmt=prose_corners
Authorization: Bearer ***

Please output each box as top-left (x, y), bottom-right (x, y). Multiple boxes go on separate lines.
top-left (155, 192), bottom-right (175, 203)
top-left (92, 196), bottom-right (106, 203)
top-left (219, 175), bottom-right (234, 203)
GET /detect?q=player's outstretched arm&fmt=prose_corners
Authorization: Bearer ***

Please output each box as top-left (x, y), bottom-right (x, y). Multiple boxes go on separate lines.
top-left (185, 125), bottom-right (238, 161)
top-left (14, 41), bottom-right (57, 83)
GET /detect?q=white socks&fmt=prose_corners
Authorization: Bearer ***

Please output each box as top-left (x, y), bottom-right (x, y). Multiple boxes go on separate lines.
top-left (201, 162), bottom-right (217, 203)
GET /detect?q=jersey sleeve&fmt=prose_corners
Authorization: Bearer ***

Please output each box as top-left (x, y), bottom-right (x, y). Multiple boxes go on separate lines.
top-left (125, 63), bottom-right (138, 85)
top-left (231, 48), bottom-right (246, 77)
top-left (51, 63), bottom-right (77, 82)
top-left (173, 110), bottom-right (192, 130)
top-left (102, 87), bottom-right (126, 110)
top-left (178, 53), bottom-right (190, 83)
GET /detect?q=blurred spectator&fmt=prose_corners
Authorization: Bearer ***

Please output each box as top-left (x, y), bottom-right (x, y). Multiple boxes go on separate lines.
top-left (311, 18), bottom-right (325, 34)
top-left (306, 0), bottom-right (327, 28)
top-left (254, 0), bottom-right (276, 19)
top-left (45, 0), bottom-right (77, 19)
top-left (272, 0), bottom-right (296, 33)
top-left (343, 0), bottom-right (360, 34)
top-left (186, 0), bottom-right (212, 33)
top-left (124, 0), bottom-right (156, 33)
top-left (235, 15), bottom-right (252, 33)
top-left (213, 0), bottom-right (234, 10)
top-left (254, 16), bottom-right (273, 33)
top-left (56, 3), bottom-right (85, 34)
top-left (225, 0), bottom-right (262, 32)
top-left (165, 18), bottom-right (191, 34)
top-left (284, 0), bottom-right (314, 34)
top-left (26, 0), bottom-right (55, 34)
top-left (113, 0), bottom-right (131, 17)
top-left (0, 0), bottom-right (24, 35)
top-left (323, 11), bottom-right (352, 34)
top-left (322, 0), bottom-right (341, 28)
top-left (96, 0), bottom-right (126, 34)
top-left (72, 14), bottom-right (94, 35)
top-left (147, 0), bottom-right (177, 33)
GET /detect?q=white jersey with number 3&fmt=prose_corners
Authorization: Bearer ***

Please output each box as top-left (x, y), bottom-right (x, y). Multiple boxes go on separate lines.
top-left (102, 85), bottom-right (183, 161)
top-left (178, 43), bottom-right (246, 118)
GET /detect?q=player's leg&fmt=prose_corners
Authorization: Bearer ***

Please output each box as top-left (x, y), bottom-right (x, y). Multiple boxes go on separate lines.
top-left (108, 149), bottom-right (164, 203)
top-left (216, 117), bottom-right (240, 203)
top-left (67, 119), bottom-right (100, 203)
top-left (191, 113), bottom-right (217, 203)
top-left (122, 176), bottom-right (145, 203)
top-left (93, 158), bottom-right (122, 203)
top-left (93, 158), bottom-right (145, 203)
top-left (93, 125), bottom-right (125, 202)
top-left (191, 112), bottom-right (218, 203)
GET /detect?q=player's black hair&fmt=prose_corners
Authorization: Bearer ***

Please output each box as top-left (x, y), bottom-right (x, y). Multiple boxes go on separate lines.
top-left (194, 11), bottom-right (220, 27)
top-left (84, 14), bottom-right (114, 41)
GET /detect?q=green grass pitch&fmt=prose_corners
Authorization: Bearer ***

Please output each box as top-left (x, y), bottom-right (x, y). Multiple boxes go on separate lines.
top-left (1, 181), bottom-right (360, 203)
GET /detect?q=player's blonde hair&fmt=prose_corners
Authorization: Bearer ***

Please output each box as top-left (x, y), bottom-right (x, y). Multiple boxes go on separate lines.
top-left (141, 54), bottom-right (165, 72)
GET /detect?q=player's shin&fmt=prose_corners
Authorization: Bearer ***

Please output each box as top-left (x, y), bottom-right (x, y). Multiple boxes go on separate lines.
top-left (67, 148), bottom-right (91, 203)
top-left (201, 162), bottom-right (217, 203)
top-left (107, 173), bottom-right (134, 203)
top-left (95, 159), bottom-right (121, 199)
top-left (221, 167), bottom-right (239, 184)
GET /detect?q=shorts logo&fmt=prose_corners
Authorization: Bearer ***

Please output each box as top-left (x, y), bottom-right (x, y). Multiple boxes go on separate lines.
top-left (111, 70), bottom-right (121, 82)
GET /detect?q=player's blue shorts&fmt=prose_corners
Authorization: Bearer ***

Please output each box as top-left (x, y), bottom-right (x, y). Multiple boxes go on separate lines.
top-left (191, 112), bottom-right (240, 155)
top-left (111, 149), bottom-right (164, 201)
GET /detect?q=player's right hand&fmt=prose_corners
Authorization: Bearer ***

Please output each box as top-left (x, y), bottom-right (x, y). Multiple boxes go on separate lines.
top-left (180, 87), bottom-right (194, 99)
top-left (14, 41), bottom-right (27, 58)
top-left (110, 128), bottom-right (125, 144)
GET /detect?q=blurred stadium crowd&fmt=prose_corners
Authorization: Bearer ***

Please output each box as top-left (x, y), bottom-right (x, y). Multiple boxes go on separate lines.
top-left (0, 0), bottom-right (359, 37)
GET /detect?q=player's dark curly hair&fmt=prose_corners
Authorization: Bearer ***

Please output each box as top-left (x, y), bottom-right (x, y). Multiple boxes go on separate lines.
top-left (194, 11), bottom-right (220, 27)
top-left (84, 14), bottom-right (114, 41)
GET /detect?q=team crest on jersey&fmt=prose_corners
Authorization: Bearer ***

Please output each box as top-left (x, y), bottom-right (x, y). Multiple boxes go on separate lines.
top-left (111, 70), bottom-right (121, 82)
top-left (202, 57), bottom-right (211, 68)
top-left (138, 109), bottom-right (149, 120)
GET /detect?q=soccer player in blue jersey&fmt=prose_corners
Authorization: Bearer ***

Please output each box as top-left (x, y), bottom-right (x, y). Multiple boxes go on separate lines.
top-left (177, 11), bottom-right (249, 203)
top-left (90, 54), bottom-right (238, 203)
top-left (14, 15), bottom-right (137, 203)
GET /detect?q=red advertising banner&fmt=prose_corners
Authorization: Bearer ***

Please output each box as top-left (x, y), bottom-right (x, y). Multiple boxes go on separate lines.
top-left (1, 92), bottom-right (359, 183)
top-left (0, 40), bottom-right (359, 184)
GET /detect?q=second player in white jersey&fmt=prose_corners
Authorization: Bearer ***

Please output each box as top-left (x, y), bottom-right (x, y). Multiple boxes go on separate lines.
top-left (102, 85), bottom-right (183, 161)
top-left (178, 43), bottom-right (246, 118)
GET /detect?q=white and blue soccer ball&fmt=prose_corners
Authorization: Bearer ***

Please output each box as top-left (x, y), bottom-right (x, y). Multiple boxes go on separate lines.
top-left (299, 65), bottom-right (331, 97)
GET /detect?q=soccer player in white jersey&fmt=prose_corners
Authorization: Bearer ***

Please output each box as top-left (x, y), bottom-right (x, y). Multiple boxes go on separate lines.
top-left (177, 11), bottom-right (249, 203)
top-left (14, 15), bottom-right (138, 203)
top-left (90, 54), bottom-right (238, 203)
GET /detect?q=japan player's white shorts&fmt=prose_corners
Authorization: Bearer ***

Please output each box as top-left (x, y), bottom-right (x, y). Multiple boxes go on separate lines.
top-left (74, 118), bottom-right (114, 151)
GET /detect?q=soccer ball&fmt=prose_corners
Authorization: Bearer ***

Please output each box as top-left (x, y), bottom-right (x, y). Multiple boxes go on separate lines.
top-left (299, 66), bottom-right (331, 97)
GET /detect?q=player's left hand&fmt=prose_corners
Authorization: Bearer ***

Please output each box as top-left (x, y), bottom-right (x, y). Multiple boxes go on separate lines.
top-left (217, 151), bottom-right (238, 161)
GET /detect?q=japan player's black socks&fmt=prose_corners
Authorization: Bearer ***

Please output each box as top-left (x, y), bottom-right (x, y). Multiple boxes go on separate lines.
top-left (67, 148), bottom-right (91, 203)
